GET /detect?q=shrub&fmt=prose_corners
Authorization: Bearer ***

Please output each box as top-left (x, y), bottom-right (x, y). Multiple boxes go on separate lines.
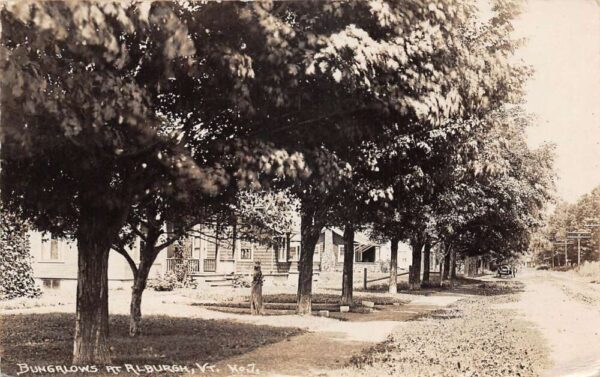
top-left (576, 261), bottom-right (600, 279)
top-left (181, 275), bottom-right (198, 289)
top-left (148, 272), bottom-right (178, 292)
top-left (231, 274), bottom-right (252, 288)
top-left (148, 271), bottom-right (198, 291)
top-left (379, 260), bottom-right (390, 273)
top-left (0, 207), bottom-right (41, 300)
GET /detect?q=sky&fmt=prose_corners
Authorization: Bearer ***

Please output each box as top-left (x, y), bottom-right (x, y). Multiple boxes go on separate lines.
top-left (512, 0), bottom-right (600, 203)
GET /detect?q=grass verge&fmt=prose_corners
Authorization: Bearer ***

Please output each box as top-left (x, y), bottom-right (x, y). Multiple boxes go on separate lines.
top-left (0, 313), bottom-right (303, 376)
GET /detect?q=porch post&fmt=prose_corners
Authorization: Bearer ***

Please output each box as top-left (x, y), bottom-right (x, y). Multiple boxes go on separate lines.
top-left (214, 223), bottom-right (220, 273)
top-left (232, 219), bottom-right (238, 273)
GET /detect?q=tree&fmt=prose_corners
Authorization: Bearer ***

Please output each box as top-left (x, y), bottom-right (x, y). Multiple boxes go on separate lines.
top-left (112, 187), bottom-right (296, 336)
top-left (111, 196), bottom-right (190, 337)
top-left (444, 108), bottom-right (555, 275)
top-left (1, 2), bottom-right (219, 363)
top-left (544, 187), bottom-right (600, 265)
top-left (1, 1), bottom-right (307, 362)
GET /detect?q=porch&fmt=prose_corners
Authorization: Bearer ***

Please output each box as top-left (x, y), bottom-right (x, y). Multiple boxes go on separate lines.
top-left (166, 258), bottom-right (218, 274)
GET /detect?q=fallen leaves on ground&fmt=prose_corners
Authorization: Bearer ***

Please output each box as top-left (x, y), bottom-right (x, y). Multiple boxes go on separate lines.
top-left (341, 281), bottom-right (549, 377)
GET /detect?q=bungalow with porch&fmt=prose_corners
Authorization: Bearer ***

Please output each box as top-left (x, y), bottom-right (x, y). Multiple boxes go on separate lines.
top-left (28, 226), bottom-right (410, 288)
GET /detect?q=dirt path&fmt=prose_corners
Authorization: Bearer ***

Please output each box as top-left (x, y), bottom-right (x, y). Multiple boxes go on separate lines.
top-left (501, 271), bottom-right (600, 377)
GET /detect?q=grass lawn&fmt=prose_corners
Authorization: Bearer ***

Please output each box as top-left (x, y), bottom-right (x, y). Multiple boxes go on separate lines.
top-left (0, 313), bottom-right (303, 376)
top-left (259, 293), bottom-right (408, 306)
top-left (193, 293), bottom-right (409, 318)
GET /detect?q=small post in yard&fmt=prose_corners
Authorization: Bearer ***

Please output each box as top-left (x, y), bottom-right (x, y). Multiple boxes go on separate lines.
top-left (578, 237), bottom-right (581, 266)
top-left (363, 268), bottom-right (367, 290)
top-left (251, 261), bottom-right (265, 315)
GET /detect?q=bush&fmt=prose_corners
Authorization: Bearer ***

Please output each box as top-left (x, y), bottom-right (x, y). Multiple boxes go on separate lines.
top-left (576, 261), bottom-right (600, 279)
top-left (231, 274), bottom-right (252, 288)
top-left (379, 260), bottom-right (390, 273)
top-left (182, 275), bottom-right (198, 289)
top-left (148, 272), bottom-right (178, 292)
top-left (0, 207), bottom-right (41, 300)
top-left (149, 271), bottom-right (198, 291)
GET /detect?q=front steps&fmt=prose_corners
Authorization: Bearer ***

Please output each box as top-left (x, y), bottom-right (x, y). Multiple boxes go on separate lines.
top-left (191, 273), bottom-right (236, 287)
top-left (191, 271), bottom-right (321, 288)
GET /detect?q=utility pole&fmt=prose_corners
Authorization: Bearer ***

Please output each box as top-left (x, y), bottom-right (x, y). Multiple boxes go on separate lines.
top-left (567, 231), bottom-right (592, 266)
top-left (553, 239), bottom-right (573, 266)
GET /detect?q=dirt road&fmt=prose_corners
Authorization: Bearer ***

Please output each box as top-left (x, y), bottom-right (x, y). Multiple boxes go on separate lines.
top-left (502, 270), bottom-right (600, 377)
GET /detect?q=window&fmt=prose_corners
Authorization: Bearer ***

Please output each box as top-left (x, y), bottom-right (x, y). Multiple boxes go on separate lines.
top-left (338, 245), bottom-right (345, 260)
top-left (193, 236), bottom-right (201, 249)
top-left (275, 237), bottom-right (287, 262)
top-left (289, 246), bottom-right (300, 261)
top-left (355, 249), bottom-right (362, 262)
top-left (240, 248), bottom-right (252, 260)
top-left (42, 237), bottom-right (61, 261)
top-left (42, 278), bottom-right (61, 289)
top-left (50, 239), bottom-right (59, 260)
top-left (315, 243), bottom-right (322, 256)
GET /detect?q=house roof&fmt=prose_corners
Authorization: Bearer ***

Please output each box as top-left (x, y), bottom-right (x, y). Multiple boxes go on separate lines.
top-left (329, 228), bottom-right (380, 246)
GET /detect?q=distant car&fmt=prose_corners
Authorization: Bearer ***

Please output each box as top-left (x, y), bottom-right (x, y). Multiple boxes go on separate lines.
top-left (497, 265), bottom-right (515, 278)
top-left (536, 265), bottom-right (550, 270)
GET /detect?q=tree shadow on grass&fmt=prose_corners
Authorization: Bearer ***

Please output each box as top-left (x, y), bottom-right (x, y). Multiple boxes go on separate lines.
top-left (0, 313), bottom-right (303, 376)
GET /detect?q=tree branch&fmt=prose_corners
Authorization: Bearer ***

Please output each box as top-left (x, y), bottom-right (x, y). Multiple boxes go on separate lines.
top-left (130, 225), bottom-right (147, 241)
top-left (156, 234), bottom-right (183, 253)
top-left (112, 245), bottom-right (138, 276)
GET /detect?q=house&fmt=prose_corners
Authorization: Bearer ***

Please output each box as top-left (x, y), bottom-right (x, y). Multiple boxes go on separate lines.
top-left (161, 226), bottom-right (410, 276)
top-left (29, 232), bottom-right (149, 290)
top-left (29, 225), bottom-right (410, 288)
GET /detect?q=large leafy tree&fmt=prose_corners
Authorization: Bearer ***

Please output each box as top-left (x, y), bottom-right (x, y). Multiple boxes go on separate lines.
top-left (445, 108), bottom-right (555, 273)
top-left (0, 1), bottom-right (307, 363)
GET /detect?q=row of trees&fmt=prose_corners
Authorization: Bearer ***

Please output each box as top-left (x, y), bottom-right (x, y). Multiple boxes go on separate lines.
top-left (1, 0), bottom-right (553, 365)
top-left (534, 186), bottom-right (600, 266)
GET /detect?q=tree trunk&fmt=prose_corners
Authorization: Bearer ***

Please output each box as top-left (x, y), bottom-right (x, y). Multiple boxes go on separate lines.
top-left (296, 208), bottom-right (322, 315)
top-left (449, 248), bottom-right (457, 287)
top-left (389, 238), bottom-right (399, 294)
top-left (73, 207), bottom-right (124, 364)
top-left (214, 223), bottom-right (220, 273)
top-left (439, 255), bottom-right (444, 287)
top-left (442, 251), bottom-right (450, 280)
top-left (409, 239), bottom-right (423, 290)
top-left (422, 241), bottom-right (431, 284)
top-left (231, 218), bottom-right (238, 260)
top-left (341, 224), bottom-right (355, 305)
top-left (465, 256), bottom-right (472, 277)
top-left (129, 248), bottom-right (158, 337)
top-left (124, 221), bottom-right (179, 337)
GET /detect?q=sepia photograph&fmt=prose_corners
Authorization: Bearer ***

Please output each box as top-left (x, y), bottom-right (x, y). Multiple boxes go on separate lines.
top-left (0, 1), bottom-right (599, 376)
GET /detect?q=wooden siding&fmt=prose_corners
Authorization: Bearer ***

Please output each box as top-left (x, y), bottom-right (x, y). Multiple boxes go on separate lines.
top-left (236, 241), bottom-right (278, 274)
